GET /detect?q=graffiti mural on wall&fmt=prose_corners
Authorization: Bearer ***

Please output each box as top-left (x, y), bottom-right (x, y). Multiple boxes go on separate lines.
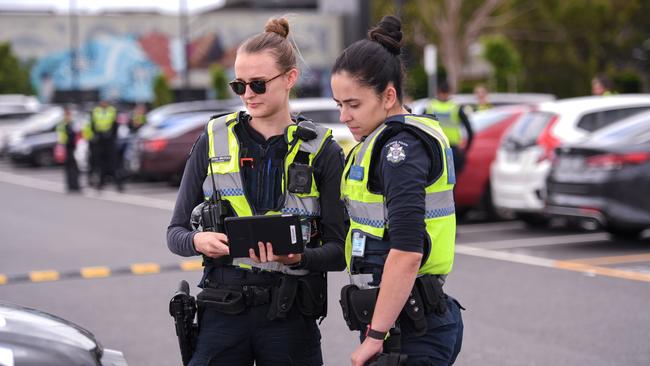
top-left (1, 12), bottom-right (342, 103)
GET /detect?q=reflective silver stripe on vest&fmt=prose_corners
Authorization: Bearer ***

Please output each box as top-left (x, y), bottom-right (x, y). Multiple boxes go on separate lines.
top-left (212, 115), bottom-right (236, 159)
top-left (355, 125), bottom-right (387, 164)
top-left (425, 190), bottom-right (455, 218)
top-left (203, 171), bottom-right (245, 197)
top-left (232, 258), bottom-right (309, 275)
top-left (348, 190), bottom-right (455, 227)
top-left (404, 117), bottom-right (450, 149)
top-left (347, 200), bottom-right (386, 228)
top-left (298, 124), bottom-right (330, 155)
top-left (282, 195), bottom-right (320, 217)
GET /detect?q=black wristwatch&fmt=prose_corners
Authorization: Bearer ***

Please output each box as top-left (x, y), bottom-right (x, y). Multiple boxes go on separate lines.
top-left (365, 325), bottom-right (388, 340)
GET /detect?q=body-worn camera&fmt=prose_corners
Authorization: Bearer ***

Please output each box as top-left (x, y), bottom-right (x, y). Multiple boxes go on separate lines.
top-left (288, 162), bottom-right (313, 194)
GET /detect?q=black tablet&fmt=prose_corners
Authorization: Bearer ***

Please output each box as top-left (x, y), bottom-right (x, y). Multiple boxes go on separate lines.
top-left (224, 214), bottom-right (305, 258)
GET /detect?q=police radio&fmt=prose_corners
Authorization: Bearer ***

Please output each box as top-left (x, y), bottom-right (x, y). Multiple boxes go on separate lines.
top-left (200, 158), bottom-right (231, 233)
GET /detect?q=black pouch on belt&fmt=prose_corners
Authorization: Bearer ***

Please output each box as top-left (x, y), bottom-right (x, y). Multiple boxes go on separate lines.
top-left (267, 275), bottom-right (298, 320)
top-left (398, 287), bottom-right (427, 337)
top-left (296, 272), bottom-right (328, 318)
top-left (196, 288), bottom-right (246, 315)
top-left (339, 285), bottom-right (379, 331)
top-left (415, 275), bottom-right (447, 316)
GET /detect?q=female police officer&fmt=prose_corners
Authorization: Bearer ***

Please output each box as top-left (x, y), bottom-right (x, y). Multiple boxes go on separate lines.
top-left (167, 17), bottom-right (346, 366)
top-left (331, 16), bottom-right (464, 366)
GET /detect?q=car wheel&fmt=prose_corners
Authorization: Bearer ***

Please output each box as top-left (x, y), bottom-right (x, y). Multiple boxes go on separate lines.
top-left (517, 212), bottom-right (549, 227)
top-left (33, 149), bottom-right (54, 167)
top-left (606, 225), bottom-right (643, 240)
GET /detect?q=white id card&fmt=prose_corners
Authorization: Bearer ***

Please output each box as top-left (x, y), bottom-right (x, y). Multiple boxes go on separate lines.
top-left (351, 231), bottom-right (366, 257)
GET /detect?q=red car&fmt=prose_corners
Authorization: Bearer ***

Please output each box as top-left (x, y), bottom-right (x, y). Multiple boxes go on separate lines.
top-left (455, 105), bottom-right (533, 218)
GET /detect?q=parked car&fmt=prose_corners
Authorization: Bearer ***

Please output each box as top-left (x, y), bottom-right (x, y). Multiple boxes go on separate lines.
top-left (409, 93), bottom-right (556, 114)
top-left (127, 111), bottom-right (216, 183)
top-left (146, 99), bottom-right (242, 127)
top-left (491, 95), bottom-right (650, 225)
top-left (454, 104), bottom-right (532, 218)
top-left (6, 106), bottom-right (88, 167)
top-left (0, 95), bottom-right (43, 155)
top-left (546, 111), bottom-right (650, 238)
top-left (128, 98), bottom-right (355, 183)
top-left (0, 301), bottom-right (127, 365)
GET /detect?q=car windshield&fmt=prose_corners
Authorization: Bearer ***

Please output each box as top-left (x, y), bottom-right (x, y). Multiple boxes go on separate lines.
top-left (504, 111), bottom-right (555, 147)
top-left (470, 108), bottom-right (518, 133)
top-left (587, 113), bottom-right (650, 145)
top-left (294, 109), bottom-right (340, 125)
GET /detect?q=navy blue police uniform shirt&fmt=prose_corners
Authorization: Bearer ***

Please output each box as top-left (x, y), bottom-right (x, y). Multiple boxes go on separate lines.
top-left (367, 116), bottom-right (444, 253)
top-left (166, 114), bottom-right (347, 272)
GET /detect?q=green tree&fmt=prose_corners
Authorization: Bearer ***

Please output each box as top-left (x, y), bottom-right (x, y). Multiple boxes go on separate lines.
top-left (152, 74), bottom-right (173, 107)
top-left (210, 64), bottom-right (229, 100)
top-left (0, 42), bottom-right (34, 95)
top-left (482, 35), bottom-right (521, 92)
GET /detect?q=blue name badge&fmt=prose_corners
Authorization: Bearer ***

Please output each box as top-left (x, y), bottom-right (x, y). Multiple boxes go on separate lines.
top-left (445, 147), bottom-right (456, 184)
top-left (349, 165), bottom-right (364, 181)
top-left (351, 231), bottom-right (366, 257)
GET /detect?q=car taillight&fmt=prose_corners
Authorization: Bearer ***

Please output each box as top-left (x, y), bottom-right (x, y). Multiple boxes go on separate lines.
top-left (536, 115), bottom-right (560, 162)
top-left (143, 138), bottom-right (168, 152)
top-left (586, 152), bottom-right (650, 169)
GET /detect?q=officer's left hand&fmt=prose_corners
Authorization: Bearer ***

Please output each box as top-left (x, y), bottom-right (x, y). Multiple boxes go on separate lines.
top-left (249, 242), bottom-right (301, 265)
top-left (351, 338), bottom-right (383, 366)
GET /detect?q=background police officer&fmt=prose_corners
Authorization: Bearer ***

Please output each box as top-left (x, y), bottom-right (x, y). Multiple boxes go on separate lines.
top-left (56, 106), bottom-right (80, 192)
top-left (89, 99), bottom-right (123, 191)
top-left (167, 17), bottom-right (346, 366)
top-left (426, 81), bottom-right (474, 175)
top-left (331, 15), bottom-right (464, 366)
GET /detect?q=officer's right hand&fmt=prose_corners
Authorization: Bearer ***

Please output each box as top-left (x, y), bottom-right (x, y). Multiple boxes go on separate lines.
top-left (193, 232), bottom-right (230, 258)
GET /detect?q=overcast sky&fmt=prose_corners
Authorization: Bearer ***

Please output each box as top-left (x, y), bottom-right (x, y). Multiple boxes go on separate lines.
top-left (0, 0), bottom-right (225, 14)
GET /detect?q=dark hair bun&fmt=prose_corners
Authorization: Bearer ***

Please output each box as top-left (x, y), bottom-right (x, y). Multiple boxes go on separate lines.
top-left (368, 15), bottom-right (403, 56)
top-left (265, 17), bottom-right (290, 38)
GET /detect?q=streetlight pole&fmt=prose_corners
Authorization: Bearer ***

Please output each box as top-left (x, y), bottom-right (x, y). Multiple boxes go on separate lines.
top-left (69, 0), bottom-right (79, 98)
top-left (179, 0), bottom-right (190, 101)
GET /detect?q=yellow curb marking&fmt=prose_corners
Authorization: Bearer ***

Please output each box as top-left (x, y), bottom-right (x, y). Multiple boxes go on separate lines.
top-left (81, 266), bottom-right (111, 278)
top-left (29, 270), bottom-right (60, 282)
top-left (131, 263), bottom-right (161, 275)
top-left (568, 253), bottom-right (650, 266)
top-left (0, 274), bottom-right (7, 285)
top-left (180, 260), bottom-right (203, 271)
top-left (555, 261), bottom-right (650, 283)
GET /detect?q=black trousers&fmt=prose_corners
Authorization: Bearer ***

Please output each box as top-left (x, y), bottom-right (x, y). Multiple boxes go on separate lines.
top-left (63, 149), bottom-right (80, 191)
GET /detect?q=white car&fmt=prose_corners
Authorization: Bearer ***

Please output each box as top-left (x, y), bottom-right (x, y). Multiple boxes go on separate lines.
top-left (490, 95), bottom-right (650, 224)
top-left (289, 98), bottom-right (356, 153)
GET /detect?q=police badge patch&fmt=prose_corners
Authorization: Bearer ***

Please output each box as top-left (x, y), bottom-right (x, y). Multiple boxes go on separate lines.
top-left (386, 141), bottom-right (407, 165)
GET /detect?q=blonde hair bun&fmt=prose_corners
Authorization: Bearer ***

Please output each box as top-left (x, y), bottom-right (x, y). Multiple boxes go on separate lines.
top-left (264, 17), bottom-right (290, 38)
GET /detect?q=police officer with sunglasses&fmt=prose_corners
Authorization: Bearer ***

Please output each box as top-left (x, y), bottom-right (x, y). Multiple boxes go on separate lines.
top-left (167, 17), bottom-right (347, 366)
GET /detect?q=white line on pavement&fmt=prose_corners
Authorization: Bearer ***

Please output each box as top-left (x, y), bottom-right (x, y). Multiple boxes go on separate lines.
top-left (0, 170), bottom-right (175, 211)
top-left (457, 221), bottom-right (525, 234)
top-left (455, 244), bottom-right (557, 268)
top-left (458, 232), bottom-right (610, 249)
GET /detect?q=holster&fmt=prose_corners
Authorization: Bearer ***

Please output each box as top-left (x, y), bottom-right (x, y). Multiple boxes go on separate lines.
top-left (339, 285), bottom-right (379, 331)
top-left (415, 275), bottom-right (447, 316)
top-left (169, 281), bottom-right (198, 366)
top-left (267, 275), bottom-right (298, 320)
top-left (295, 272), bottom-right (328, 319)
top-left (366, 352), bottom-right (408, 366)
top-left (197, 288), bottom-right (246, 316)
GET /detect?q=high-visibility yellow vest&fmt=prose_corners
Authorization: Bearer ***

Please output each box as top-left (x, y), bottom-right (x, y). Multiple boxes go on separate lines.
top-left (204, 111), bottom-right (333, 273)
top-left (426, 99), bottom-right (462, 146)
top-left (56, 122), bottom-right (69, 145)
top-left (341, 115), bottom-right (457, 275)
top-left (92, 106), bottom-right (117, 133)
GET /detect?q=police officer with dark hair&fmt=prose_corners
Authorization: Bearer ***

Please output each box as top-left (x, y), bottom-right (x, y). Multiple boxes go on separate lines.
top-left (56, 106), bottom-right (80, 192)
top-left (331, 15), bottom-right (464, 366)
top-left (167, 17), bottom-right (346, 366)
top-left (89, 100), bottom-right (123, 191)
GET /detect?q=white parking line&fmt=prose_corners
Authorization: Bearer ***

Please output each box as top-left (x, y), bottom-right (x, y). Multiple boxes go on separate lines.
top-left (457, 221), bottom-right (525, 234)
top-left (459, 232), bottom-right (610, 250)
top-left (0, 170), bottom-right (175, 211)
top-left (456, 244), bottom-right (557, 268)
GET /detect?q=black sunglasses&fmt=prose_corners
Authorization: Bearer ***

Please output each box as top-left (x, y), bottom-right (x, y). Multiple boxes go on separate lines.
top-left (229, 72), bottom-right (285, 95)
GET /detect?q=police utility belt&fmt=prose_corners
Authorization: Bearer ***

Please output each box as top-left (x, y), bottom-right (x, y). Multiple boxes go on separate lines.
top-left (196, 272), bottom-right (327, 321)
top-left (339, 274), bottom-right (447, 337)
